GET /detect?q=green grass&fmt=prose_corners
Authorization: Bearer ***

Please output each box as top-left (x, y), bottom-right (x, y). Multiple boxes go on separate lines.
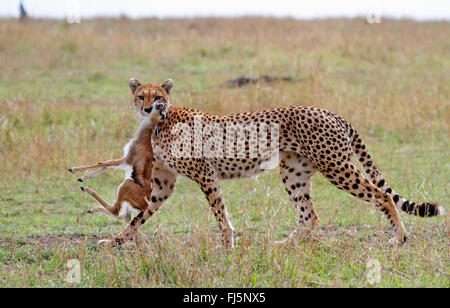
top-left (0, 17), bottom-right (448, 287)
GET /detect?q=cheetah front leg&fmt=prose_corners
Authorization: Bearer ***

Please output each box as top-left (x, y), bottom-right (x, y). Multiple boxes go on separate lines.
top-left (198, 179), bottom-right (235, 249)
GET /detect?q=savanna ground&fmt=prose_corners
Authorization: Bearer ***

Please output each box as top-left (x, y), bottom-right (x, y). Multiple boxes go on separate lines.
top-left (0, 17), bottom-right (448, 287)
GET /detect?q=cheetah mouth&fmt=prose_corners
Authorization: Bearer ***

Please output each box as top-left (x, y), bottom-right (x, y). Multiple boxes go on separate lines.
top-left (160, 105), bottom-right (170, 120)
top-left (141, 102), bottom-right (168, 120)
top-left (141, 109), bottom-right (166, 119)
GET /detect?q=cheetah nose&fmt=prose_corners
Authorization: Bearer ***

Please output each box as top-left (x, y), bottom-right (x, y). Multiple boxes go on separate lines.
top-left (154, 102), bottom-right (165, 110)
top-left (144, 107), bottom-right (153, 113)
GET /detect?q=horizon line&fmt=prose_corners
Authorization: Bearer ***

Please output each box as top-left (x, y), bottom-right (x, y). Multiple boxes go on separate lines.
top-left (1, 14), bottom-right (449, 22)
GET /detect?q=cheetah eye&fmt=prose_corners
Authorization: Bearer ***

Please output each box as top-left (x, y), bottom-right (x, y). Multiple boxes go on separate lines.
top-left (154, 95), bottom-right (162, 101)
top-left (138, 95), bottom-right (144, 101)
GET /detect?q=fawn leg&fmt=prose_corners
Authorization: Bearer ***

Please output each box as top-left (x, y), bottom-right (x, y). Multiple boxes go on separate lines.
top-left (80, 186), bottom-right (120, 218)
top-left (69, 158), bottom-right (125, 173)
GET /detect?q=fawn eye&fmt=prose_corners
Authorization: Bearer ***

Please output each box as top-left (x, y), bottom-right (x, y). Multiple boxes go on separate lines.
top-left (154, 95), bottom-right (162, 101)
top-left (138, 95), bottom-right (144, 101)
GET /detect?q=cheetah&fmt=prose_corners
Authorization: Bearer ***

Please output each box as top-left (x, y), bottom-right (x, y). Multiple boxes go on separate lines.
top-left (103, 78), bottom-right (443, 248)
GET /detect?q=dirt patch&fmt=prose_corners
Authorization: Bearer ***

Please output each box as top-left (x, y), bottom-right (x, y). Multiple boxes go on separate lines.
top-left (0, 234), bottom-right (104, 249)
top-left (225, 75), bottom-right (294, 87)
top-left (0, 224), bottom-right (446, 249)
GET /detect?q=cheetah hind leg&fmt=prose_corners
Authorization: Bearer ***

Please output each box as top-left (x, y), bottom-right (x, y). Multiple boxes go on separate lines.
top-left (274, 152), bottom-right (319, 246)
top-left (321, 161), bottom-right (406, 245)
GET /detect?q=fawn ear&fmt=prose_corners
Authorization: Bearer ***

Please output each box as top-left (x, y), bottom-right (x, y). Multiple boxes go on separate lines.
top-left (129, 78), bottom-right (141, 94)
top-left (161, 79), bottom-right (174, 95)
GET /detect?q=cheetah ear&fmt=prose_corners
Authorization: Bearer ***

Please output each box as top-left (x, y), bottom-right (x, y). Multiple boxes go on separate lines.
top-left (129, 78), bottom-right (141, 95)
top-left (161, 79), bottom-right (174, 95)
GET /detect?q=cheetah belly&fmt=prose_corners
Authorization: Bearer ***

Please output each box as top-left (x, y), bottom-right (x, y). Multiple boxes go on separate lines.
top-left (210, 157), bottom-right (275, 179)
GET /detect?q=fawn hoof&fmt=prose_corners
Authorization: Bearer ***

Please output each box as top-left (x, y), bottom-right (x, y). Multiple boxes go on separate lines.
top-left (78, 178), bottom-right (83, 182)
top-left (80, 186), bottom-right (85, 192)
top-left (68, 168), bottom-right (73, 173)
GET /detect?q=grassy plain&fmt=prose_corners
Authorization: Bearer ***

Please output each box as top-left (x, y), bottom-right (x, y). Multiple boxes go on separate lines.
top-left (0, 17), bottom-right (448, 287)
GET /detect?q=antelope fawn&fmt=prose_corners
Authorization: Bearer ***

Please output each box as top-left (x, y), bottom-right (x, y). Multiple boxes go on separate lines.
top-left (68, 79), bottom-right (171, 221)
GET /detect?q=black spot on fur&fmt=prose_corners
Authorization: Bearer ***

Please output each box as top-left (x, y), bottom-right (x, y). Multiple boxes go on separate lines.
top-left (393, 194), bottom-right (400, 203)
top-left (417, 202), bottom-right (440, 217)
top-left (114, 238), bottom-right (124, 245)
top-left (131, 167), bottom-right (139, 184)
top-left (402, 201), bottom-right (414, 213)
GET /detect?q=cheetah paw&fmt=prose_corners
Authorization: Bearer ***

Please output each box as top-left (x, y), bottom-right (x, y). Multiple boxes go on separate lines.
top-left (388, 235), bottom-right (406, 246)
top-left (97, 239), bottom-right (112, 246)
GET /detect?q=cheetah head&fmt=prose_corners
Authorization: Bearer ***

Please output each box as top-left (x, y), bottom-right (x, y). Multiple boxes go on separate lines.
top-left (129, 78), bottom-right (173, 121)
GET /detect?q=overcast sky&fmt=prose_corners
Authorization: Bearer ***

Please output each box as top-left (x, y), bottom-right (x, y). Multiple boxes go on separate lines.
top-left (1, 0), bottom-right (449, 20)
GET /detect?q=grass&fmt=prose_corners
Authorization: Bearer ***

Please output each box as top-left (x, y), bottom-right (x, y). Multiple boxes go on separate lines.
top-left (0, 17), bottom-right (448, 287)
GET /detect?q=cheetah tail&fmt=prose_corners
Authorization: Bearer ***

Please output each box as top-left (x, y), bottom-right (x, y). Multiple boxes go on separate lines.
top-left (350, 129), bottom-right (444, 217)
